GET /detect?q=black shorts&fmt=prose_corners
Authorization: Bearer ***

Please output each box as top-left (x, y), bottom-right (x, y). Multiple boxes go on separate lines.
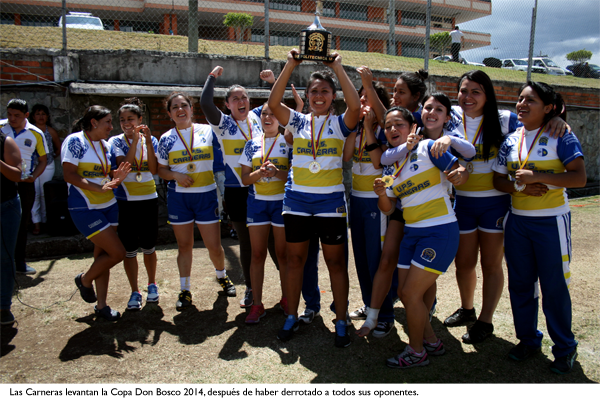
top-left (283, 214), bottom-right (347, 245)
top-left (117, 198), bottom-right (158, 252)
top-left (389, 207), bottom-right (405, 224)
top-left (224, 186), bottom-right (249, 223)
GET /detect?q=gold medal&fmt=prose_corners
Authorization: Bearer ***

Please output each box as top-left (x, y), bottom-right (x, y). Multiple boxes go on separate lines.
top-left (135, 172), bottom-right (143, 182)
top-left (308, 161), bottom-right (321, 174)
top-left (381, 175), bottom-right (394, 187)
top-left (101, 177), bottom-right (110, 185)
top-left (187, 163), bottom-right (196, 173)
top-left (466, 162), bottom-right (474, 173)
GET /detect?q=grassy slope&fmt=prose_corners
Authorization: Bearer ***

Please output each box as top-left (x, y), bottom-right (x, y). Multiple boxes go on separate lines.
top-left (2, 25), bottom-right (599, 89)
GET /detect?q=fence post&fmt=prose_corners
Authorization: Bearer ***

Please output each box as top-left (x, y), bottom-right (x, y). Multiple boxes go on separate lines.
top-left (387, 0), bottom-right (395, 56)
top-left (188, 0), bottom-right (199, 53)
top-left (61, 0), bottom-right (67, 53)
top-left (527, 0), bottom-right (538, 82)
top-left (265, 0), bottom-right (270, 60)
top-left (424, 0), bottom-right (431, 71)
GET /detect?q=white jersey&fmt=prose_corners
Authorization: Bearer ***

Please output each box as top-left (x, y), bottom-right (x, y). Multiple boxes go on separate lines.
top-left (157, 123), bottom-right (217, 193)
top-left (1, 121), bottom-right (48, 175)
top-left (351, 125), bottom-right (386, 198)
top-left (109, 133), bottom-right (158, 201)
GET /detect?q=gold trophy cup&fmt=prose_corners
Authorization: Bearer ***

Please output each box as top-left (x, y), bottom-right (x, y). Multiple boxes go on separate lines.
top-left (294, 1), bottom-right (335, 62)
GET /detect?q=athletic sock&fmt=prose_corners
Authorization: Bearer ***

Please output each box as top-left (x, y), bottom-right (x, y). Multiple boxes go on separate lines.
top-left (180, 277), bottom-right (191, 291)
top-left (215, 269), bottom-right (226, 279)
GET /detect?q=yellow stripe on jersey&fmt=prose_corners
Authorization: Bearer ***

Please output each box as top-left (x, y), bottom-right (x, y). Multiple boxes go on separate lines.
top-left (403, 197), bottom-right (449, 226)
top-left (168, 147), bottom-right (214, 164)
top-left (462, 144), bottom-right (498, 162)
top-left (294, 138), bottom-right (344, 157)
top-left (78, 162), bottom-right (110, 180)
top-left (186, 171), bottom-right (215, 188)
top-left (507, 158), bottom-right (566, 176)
top-left (123, 180), bottom-right (156, 197)
top-left (33, 130), bottom-right (47, 157)
top-left (392, 167), bottom-right (441, 199)
top-left (455, 172), bottom-right (494, 192)
top-left (80, 188), bottom-right (114, 205)
top-left (512, 188), bottom-right (566, 211)
top-left (254, 180), bottom-right (286, 196)
top-left (223, 139), bottom-right (247, 157)
top-left (352, 173), bottom-right (379, 193)
top-left (294, 167), bottom-right (343, 187)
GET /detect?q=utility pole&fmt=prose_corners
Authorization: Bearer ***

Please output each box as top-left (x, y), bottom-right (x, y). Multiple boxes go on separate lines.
top-left (527, 0), bottom-right (538, 81)
top-left (188, 0), bottom-right (198, 53)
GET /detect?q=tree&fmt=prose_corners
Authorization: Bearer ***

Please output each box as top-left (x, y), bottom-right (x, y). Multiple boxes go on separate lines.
top-left (429, 31), bottom-right (452, 57)
top-left (566, 49), bottom-right (592, 64)
top-left (223, 12), bottom-right (254, 43)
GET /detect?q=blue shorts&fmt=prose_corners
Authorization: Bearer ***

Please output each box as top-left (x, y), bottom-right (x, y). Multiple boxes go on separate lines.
top-left (167, 189), bottom-right (219, 225)
top-left (282, 190), bottom-right (347, 217)
top-left (398, 221), bottom-right (460, 275)
top-left (70, 202), bottom-right (119, 239)
top-left (247, 195), bottom-right (284, 227)
top-left (454, 194), bottom-right (510, 234)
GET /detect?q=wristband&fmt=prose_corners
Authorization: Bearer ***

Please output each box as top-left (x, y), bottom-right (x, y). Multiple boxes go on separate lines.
top-left (514, 181), bottom-right (526, 192)
top-left (365, 143), bottom-right (379, 152)
top-left (209, 73), bottom-right (216, 78)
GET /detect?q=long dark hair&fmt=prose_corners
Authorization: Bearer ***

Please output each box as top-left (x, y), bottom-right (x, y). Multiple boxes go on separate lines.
top-left (383, 106), bottom-right (417, 127)
top-left (519, 81), bottom-right (567, 124)
top-left (75, 105), bottom-right (111, 132)
top-left (397, 69), bottom-right (429, 105)
top-left (29, 104), bottom-right (52, 127)
top-left (457, 70), bottom-right (503, 161)
top-left (119, 97), bottom-right (145, 118)
top-left (305, 70), bottom-right (337, 114)
top-left (421, 92), bottom-right (452, 140)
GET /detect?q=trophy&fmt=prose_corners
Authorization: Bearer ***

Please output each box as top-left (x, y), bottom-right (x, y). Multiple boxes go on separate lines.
top-left (294, 1), bottom-right (335, 62)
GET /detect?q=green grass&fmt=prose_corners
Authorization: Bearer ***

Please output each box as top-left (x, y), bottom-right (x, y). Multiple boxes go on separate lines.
top-left (2, 24), bottom-right (599, 89)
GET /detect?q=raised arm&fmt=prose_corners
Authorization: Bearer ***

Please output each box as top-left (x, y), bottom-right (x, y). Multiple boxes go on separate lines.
top-left (268, 50), bottom-right (301, 127)
top-left (357, 66), bottom-right (386, 127)
top-left (326, 53), bottom-right (360, 130)
top-left (200, 66), bottom-right (225, 126)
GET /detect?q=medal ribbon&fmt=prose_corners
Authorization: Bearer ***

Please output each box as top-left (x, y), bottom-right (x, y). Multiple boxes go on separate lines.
top-left (235, 118), bottom-right (253, 141)
top-left (175, 125), bottom-right (195, 163)
top-left (463, 113), bottom-right (484, 146)
top-left (391, 152), bottom-right (411, 179)
top-left (261, 134), bottom-right (280, 164)
top-left (517, 124), bottom-right (546, 169)
top-left (83, 131), bottom-right (109, 179)
top-left (125, 134), bottom-right (145, 173)
top-left (357, 123), bottom-right (377, 163)
top-left (310, 113), bottom-right (330, 160)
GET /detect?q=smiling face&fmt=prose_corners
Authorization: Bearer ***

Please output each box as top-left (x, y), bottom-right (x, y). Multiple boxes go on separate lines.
top-left (516, 86), bottom-right (553, 130)
top-left (119, 110), bottom-right (143, 137)
top-left (91, 114), bottom-right (113, 140)
top-left (307, 79), bottom-right (335, 116)
top-left (7, 108), bottom-right (29, 131)
top-left (260, 104), bottom-right (279, 136)
top-left (458, 78), bottom-right (487, 118)
top-left (225, 88), bottom-right (250, 121)
top-left (393, 79), bottom-right (420, 110)
top-left (384, 110), bottom-right (412, 148)
top-left (421, 97), bottom-right (451, 138)
top-left (167, 95), bottom-right (192, 129)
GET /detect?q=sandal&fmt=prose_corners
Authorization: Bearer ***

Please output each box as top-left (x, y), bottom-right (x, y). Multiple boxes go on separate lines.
top-left (75, 273), bottom-right (97, 303)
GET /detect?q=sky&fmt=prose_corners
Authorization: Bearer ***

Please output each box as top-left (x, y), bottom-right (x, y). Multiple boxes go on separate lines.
top-left (458, 0), bottom-right (600, 68)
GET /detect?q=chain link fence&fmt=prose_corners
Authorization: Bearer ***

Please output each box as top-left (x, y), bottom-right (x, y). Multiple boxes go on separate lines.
top-left (1, 1), bottom-right (597, 81)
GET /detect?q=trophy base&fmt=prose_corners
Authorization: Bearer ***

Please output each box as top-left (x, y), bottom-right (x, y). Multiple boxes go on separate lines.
top-left (294, 53), bottom-right (335, 62)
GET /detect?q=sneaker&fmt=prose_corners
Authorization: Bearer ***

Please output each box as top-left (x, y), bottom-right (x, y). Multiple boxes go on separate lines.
top-left (240, 287), bottom-right (253, 308)
top-left (386, 346), bottom-right (429, 368)
top-left (176, 290), bottom-right (192, 311)
top-left (127, 292), bottom-right (142, 310)
top-left (508, 341), bottom-right (542, 361)
top-left (94, 305), bottom-right (121, 321)
top-left (74, 273), bottom-right (97, 303)
top-left (279, 297), bottom-right (289, 316)
top-left (423, 339), bottom-right (446, 356)
top-left (217, 275), bottom-right (236, 297)
top-left (349, 305), bottom-right (368, 320)
top-left (245, 304), bottom-right (266, 324)
top-left (373, 321), bottom-right (394, 338)
top-left (550, 347), bottom-right (578, 374)
top-left (462, 320), bottom-right (494, 344)
top-left (146, 283), bottom-right (159, 303)
top-left (1, 310), bottom-right (15, 325)
top-left (277, 315), bottom-right (299, 341)
top-left (443, 307), bottom-right (476, 327)
top-left (230, 229), bottom-right (238, 239)
top-left (298, 308), bottom-right (318, 324)
top-left (16, 263), bottom-right (36, 275)
top-left (334, 320), bottom-right (351, 348)
top-left (429, 296), bottom-right (437, 322)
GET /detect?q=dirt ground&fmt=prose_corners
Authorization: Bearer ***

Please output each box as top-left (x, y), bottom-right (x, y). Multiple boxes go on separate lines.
top-left (1, 197), bottom-right (598, 384)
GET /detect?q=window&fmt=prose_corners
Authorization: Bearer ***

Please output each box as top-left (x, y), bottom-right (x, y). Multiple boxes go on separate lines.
top-left (271, 0), bottom-right (301, 12)
top-left (322, 2), bottom-right (336, 18)
top-left (1, 13), bottom-right (15, 25)
top-left (21, 14), bottom-right (58, 27)
top-left (251, 30), bottom-right (298, 47)
top-left (340, 37), bottom-right (367, 52)
top-left (503, 60), bottom-right (514, 67)
top-left (401, 11), bottom-right (425, 27)
top-left (340, 3), bottom-right (367, 21)
top-left (402, 42), bottom-right (424, 58)
top-left (105, 20), bottom-right (159, 33)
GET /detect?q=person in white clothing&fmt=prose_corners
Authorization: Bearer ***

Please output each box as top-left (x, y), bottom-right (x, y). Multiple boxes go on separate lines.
top-left (450, 26), bottom-right (464, 63)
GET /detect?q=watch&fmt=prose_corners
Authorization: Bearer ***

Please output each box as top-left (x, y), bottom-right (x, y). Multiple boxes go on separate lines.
top-left (365, 143), bottom-right (379, 152)
top-left (514, 181), bottom-right (527, 192)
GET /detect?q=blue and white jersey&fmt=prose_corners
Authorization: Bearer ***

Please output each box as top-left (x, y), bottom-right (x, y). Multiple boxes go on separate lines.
top-left (1, 121), bottom-right (48, 175)
top-left (351, 125), bottom-right (386, 198)
top-left (493, 127), bottom-right (583, 217)
top-left (239, 134), bottom-right (290, 201)
top-left (210, 107), bottom-right (263, 187)
top-left (108, 133), bottom-right (159, 201)
top-left (385, 140), bottom-right (457, 228)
